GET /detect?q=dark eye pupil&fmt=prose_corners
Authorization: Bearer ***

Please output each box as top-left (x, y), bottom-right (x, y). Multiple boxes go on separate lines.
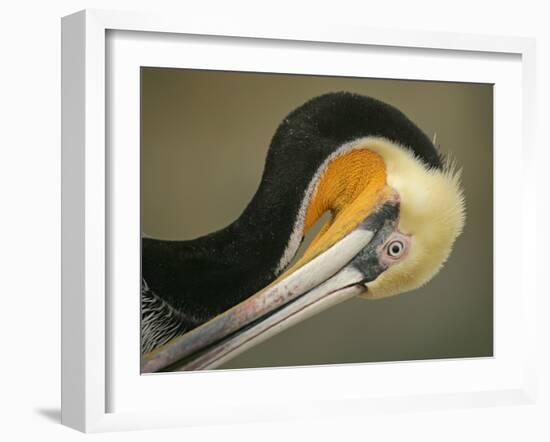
top-left (388, 240), bottom-right (404, 257)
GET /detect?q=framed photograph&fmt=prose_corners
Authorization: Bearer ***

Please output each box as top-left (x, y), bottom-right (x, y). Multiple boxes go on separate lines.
top-left (61, 9), bottom-right (537, 432)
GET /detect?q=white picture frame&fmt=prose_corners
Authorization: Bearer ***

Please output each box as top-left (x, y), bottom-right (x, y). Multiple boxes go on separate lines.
top-left (61, 9), bottom-right (537, 433)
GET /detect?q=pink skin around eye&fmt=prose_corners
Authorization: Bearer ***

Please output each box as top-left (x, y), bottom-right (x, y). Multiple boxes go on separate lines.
top-left (379, 231), bottom-right (411, 267)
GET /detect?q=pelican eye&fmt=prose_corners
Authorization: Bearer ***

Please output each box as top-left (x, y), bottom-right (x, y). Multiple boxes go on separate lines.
top-left (387, 240), bottom-right (405, 258)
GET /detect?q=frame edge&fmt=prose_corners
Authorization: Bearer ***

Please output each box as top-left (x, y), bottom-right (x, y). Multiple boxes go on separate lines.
top-left (61, 10), bottom-right (87, 432)
top-left (61, 9), bottom-right (108, 433)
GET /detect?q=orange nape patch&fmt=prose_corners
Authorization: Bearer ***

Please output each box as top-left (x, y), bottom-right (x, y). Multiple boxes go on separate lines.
top-left (286, 149), bottom-right (390, 273)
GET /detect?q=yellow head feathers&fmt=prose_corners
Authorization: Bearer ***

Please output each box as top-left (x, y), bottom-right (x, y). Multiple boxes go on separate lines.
top-left (356, 137), bottom-right (466, 299)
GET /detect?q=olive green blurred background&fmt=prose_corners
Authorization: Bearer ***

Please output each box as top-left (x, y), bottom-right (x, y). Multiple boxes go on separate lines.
top-left (141, 68), bottom-right (493, 370)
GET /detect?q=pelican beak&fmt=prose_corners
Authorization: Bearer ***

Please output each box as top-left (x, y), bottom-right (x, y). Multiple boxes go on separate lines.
top-left (141, 187), bottom-right (400, 373)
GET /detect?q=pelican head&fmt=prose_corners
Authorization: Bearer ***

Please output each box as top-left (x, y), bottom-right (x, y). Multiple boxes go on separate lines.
top-left (141, 92), bottom-right (465, 372)
top-left (353, 137), bottom-right (465, 299)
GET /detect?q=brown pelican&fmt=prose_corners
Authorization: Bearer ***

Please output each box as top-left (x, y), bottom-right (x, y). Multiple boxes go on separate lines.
top-left (141, 91), bottom-right (465, 372)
